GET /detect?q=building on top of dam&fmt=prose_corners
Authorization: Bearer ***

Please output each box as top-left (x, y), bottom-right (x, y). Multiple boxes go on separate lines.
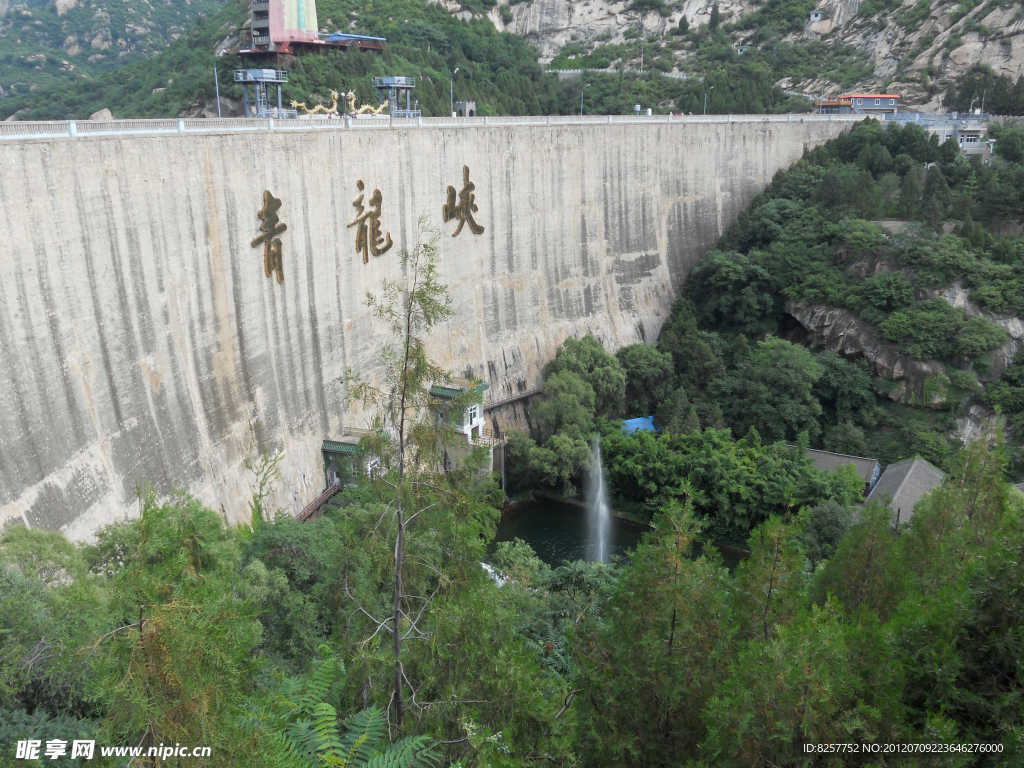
top-left (0, 113), bottom-right (861, 540)
top-left (240, 0), bottom-right (386, 55)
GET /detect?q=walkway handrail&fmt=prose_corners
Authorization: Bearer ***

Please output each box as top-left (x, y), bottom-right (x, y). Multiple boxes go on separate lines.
top-left (483, 388), bottom-right (542, 411)
top-left (296, 483), bottom-right (342, 522)
top-left (0, 112), bottom-right (866, 141)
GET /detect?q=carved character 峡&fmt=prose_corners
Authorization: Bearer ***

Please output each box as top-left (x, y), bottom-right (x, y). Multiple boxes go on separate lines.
top-left (443, 165), bottom-right (485, 237)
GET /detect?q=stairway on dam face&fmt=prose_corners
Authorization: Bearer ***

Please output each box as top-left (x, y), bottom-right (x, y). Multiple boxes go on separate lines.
top-left (0, 115), bottom-right (857, 539)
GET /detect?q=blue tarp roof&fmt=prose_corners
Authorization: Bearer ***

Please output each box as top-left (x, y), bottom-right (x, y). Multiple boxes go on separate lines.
top-left (622, 416), bottom-right (656, 433)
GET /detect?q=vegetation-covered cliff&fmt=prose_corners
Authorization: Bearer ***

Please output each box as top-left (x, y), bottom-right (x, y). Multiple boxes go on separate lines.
top-left (0, 0), bottom-right (232, 100)
top-left (7, 0), bottom-right (1024, 119)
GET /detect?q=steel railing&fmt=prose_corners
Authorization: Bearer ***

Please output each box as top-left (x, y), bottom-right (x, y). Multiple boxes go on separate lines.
top-left (0, 112), bottom-right (866, 141)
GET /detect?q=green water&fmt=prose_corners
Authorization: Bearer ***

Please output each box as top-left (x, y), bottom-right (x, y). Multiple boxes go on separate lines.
top-left (492, 500), bottom-right (645, 566)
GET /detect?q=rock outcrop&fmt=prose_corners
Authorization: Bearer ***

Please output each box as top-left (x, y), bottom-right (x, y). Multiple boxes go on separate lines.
top-left (178, 96), bottom-right (244, 119)
top-left (788, 279), bottom-right (1024, 415)
top-left (952, 403), bottom-right (1000, 444)
top-left (786, 300), bottom-right (951, 406)
top-left (465, 0), bottom-right (1024, 106)
top-left (936, 280), bottom-right (1024, 381)
top-left (480, 0), bottom-right (758, 64)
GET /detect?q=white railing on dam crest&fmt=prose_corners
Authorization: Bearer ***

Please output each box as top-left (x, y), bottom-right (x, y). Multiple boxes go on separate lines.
top-left (0, 113), bottom-right (866, 141)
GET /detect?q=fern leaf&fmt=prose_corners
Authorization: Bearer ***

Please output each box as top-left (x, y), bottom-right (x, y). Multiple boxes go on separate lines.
top-left (338, 706), bottom-right (387, 765)
top-left (311, 702), bottom-right (344, 756)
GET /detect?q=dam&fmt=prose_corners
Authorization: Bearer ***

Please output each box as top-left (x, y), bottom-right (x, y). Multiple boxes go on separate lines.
top-left (0, 114), bottom-right (858, 538)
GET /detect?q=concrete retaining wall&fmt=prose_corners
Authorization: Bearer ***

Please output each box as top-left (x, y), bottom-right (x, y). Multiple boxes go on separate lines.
top-left (0, 118), bottom-right (852, 538)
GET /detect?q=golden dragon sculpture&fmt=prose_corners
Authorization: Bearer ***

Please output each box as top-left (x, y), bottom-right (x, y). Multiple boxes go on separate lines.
top-left (290, 90), bottom-right (340, 115)
top-left (346, 91), bottom-right (389, 115)
top-left (289, 90), bottom-right (389, 117)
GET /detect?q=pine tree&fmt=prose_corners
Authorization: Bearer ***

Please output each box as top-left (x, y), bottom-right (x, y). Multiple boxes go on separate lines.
top-left (681, 405), bottom-right (701, 435)
top-left (344, 217), bottom-right (485, 730)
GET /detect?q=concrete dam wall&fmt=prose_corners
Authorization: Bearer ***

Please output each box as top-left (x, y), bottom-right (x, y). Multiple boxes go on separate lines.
top-left (0, 116), bottom-right (855, 539)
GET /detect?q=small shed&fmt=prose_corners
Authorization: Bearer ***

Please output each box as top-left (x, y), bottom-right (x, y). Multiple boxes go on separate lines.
top-left (430, 377), bottom-right (489, 442)
top-left (322, 431), bottom-right (370, 487)
top-left (622, 416), bottom-right (656, 433)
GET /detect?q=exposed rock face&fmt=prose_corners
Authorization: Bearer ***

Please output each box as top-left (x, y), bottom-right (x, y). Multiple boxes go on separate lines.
top-left (0, 0), bottom-right (232, 106)
top-left (952, 403), bottom-right (1000, 444)
top-left (90, 31), bottom-right (112, 50)
top-left (787, 300), bottom-right (949, 406)
top-left (936, 280), bottom-right (1024, 382)
top-left (482, 0), bottom-right (757, 64)
top-left (467, 0), bottom-right (1024, 105)
top-left (178, 96), bottom-right (243, 118)
top-left (88, 107), bottom-right (112, 120)
top-left (789, 282), bottom-right (1024, 413)
top-left (797, 0), bottom-right (1024, 104)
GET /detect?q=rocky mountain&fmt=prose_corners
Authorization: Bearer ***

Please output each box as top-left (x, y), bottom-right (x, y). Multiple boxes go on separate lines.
top-left (445, 0), bottom-right (1024, 108)
top-left (0, 0), bottom-right (231, 98)
top-left (482, 0), bottom-right (740, 62)
top-left (798, 0), bottom-right (1024, 108)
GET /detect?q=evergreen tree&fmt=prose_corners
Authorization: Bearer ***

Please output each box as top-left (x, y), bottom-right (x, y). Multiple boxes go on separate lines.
top-left (344, 218), bottom-right (483, 729)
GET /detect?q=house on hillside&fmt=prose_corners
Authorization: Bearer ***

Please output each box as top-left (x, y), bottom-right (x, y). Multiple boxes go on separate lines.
top-left (430, 378), bottom-right (504, 471)
top-left (804, 448), bottom-right (880, 496)
top-left (840, 93), bottom-right (900, 114)
top-left (321, 427), bottom-right (378, 487)
top-left (864, 458), bottom-right (945, 525)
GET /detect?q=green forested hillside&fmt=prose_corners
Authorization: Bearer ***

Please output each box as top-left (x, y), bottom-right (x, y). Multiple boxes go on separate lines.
top-left (505, 119), bottom-right (1024, 542)
top-left (2, 174), bottom-right (1023, 764)
top-left (0, 0), bottom-right (231, 100)
top-left (1, 0), bottom-right (810, 120)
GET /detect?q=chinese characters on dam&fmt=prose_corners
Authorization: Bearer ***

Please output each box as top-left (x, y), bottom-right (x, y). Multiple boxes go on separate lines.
top-left (252, 190), bottom-right (287, 282)
top-left (348, 180), bottom-right (394, 264)
top-left (443, 166), bottom-right (485, 237)
top-left (252, 171), bottom-right (486, 279)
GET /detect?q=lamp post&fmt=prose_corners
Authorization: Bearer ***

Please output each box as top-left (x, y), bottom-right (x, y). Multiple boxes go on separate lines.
top-left (703, 85), bottom-right (714, 115)
top-left (580, 82), bottom-right (591, 116)
top-left (450, 67), bottom-right (460, 117)
top-left (214, 65), bottom-right (221, 118)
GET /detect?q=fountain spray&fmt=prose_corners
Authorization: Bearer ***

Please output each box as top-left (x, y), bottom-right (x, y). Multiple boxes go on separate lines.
top-left (587, 436), bottom-right (612, 563)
